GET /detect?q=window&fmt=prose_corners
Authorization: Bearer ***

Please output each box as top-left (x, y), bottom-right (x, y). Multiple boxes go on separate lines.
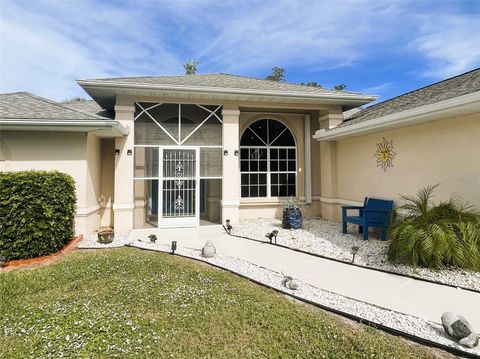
top-left (240, 119), bottom-right (296, 198)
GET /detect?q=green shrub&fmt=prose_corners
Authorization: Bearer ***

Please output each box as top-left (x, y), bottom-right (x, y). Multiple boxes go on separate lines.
top-left (388, 184), bottom-right (480, 271)
top-left (0, 171), bottom-right (76, 260)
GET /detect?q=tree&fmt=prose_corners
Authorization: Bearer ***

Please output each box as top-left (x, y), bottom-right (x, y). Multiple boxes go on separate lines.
top-left (183, 59), bottom-right (199, 75)
top-left (266, 66), bottom-right (285, 82)
top-left (62, 97), bottom-right (87, 103)
top-left (334, 83), bottom-right (347, 91)
top-left (301, 82), bottom-right (322, 87)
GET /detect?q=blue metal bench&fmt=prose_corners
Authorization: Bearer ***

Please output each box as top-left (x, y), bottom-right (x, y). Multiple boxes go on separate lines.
top-left (342, 197), bottom-right (394, 240)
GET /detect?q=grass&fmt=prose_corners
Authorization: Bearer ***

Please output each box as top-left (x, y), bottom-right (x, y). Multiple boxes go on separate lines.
top-left (0, 248), bottom-right (448, 358)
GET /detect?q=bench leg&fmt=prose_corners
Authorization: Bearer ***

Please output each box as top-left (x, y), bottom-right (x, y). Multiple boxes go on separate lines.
top-left (342, 221), bottom-right (347, 234)
top-left (358, 225), bottom-right (363, 234)
top-left (362, 226), bottom-right (369, 240)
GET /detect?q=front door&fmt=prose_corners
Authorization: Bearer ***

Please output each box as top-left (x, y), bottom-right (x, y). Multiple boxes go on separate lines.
top-left (159, 147), bottom-right (199, 227)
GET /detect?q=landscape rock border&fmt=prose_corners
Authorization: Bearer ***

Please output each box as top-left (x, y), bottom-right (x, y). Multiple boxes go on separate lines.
top-left (128, 239), bottom-right (479, 358)
top-left (231, 219), bottom-right (480, 293)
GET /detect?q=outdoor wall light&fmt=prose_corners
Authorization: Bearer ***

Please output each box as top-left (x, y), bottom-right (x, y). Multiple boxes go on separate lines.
top-left (224, 150), bottom-right (228, 156)
top-left (234, 150), bottom-right (239, 156)
top-left (171, 241), bottom-right (177, 254)
top-left (265, 230), bottom-right (279, 245)
top-left (127, 149), bottom-right (132, 156)
top-left (115, 149), bottom-right (120, 155)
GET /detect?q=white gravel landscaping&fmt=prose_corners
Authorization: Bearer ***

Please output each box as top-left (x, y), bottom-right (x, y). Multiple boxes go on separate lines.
top-left (77, 232), bottom-right (131, 249)
top-left (128, 239), bottom-right (479, 357)
top-left (231, 218), bottom-right (480, 292)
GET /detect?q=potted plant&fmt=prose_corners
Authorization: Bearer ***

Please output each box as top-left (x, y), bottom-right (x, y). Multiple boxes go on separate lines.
top-left (97, 226), bottom-right (114, 244)
top-left (282, 197), bottom-right (306, 229)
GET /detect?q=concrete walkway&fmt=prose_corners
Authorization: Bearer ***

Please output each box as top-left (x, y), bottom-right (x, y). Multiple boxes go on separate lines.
top-left (128, 225), bottom-right (480, 329)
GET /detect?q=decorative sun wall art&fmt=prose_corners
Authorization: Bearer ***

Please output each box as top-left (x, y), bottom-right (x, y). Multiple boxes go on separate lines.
top-left (375, 137), bottom-right (396, 172)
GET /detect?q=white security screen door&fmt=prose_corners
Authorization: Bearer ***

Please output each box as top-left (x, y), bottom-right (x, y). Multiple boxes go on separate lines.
top-left (159, 147), bottom-right (199, 227)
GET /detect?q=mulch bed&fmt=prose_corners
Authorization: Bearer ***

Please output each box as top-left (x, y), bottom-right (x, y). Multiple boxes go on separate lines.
top-left (1, 234), bottom-right (84, 271)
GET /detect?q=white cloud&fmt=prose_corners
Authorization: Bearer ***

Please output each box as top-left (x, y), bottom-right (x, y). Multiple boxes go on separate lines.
top-left (164, 0), bottom-right (406, 74)
top-left (0, 0), bottom-right (183, 100)
top-left (359, 83), bottom-right (393, 96)
top-left (410, 14), bottom-right (480, 79)
top-left (0, 0), bottom-right (478, 101)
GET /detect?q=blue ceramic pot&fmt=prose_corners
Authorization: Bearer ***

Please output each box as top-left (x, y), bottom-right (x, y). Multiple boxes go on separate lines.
top-left (282, 209), bottom-right (303, 229)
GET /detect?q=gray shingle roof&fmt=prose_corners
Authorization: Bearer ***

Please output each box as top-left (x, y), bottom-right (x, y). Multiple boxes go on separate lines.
top-left (64, 99), bottom-right (114, 119)
top-left (342, 68), bottom-right (480, 127)
top-left (0, 92), bottom-right (108, 120)
top-left (86, 73), bottom-right (365, 97)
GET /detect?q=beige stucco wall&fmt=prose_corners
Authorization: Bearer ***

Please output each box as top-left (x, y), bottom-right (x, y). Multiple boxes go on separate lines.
top-left (100, 139), bottom-right (115, 226)
top-left (322, 113), bottom-right (480, 221)
top-left (0, 130), bottom-right (105, 236)
top-left (84, 133), bottom-right (102, 231)
top-left (309, 112), bottom-right (322, 218)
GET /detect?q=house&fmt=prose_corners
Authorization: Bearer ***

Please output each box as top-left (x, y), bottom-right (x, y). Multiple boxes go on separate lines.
top-left (1, 70), bottom-right (479, 237)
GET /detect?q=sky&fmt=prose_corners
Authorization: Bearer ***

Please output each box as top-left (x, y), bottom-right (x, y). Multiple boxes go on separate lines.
top-left (1, 0), bottom-right (479, 104)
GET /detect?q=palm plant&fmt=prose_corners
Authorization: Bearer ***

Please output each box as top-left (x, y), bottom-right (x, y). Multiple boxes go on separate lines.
top-left (388, 184), bottom-right (480, 271)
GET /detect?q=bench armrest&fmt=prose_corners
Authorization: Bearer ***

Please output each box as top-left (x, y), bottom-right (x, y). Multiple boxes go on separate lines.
top-left (342, 206), bottom-right (364, 218)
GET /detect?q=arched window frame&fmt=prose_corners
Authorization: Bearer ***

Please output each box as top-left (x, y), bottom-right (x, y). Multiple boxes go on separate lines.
top-left (240, 118), bottom-right (297, 198)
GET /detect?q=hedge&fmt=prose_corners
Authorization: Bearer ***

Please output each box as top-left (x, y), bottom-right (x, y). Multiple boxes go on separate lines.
top-left (0, 170), bottom-right (76, 260)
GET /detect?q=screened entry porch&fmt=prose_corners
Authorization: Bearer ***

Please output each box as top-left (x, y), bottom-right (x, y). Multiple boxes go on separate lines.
top-left (133, 103), bottom-right (223, 229)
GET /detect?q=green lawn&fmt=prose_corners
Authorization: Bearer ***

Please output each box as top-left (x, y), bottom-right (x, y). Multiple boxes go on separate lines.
top-left (0, 248), bottom-right (448, 358)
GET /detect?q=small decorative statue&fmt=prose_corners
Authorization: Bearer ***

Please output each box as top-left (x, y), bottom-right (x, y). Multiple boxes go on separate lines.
top-left (282, 274), bottom-right (299, 290)
top-left (441, 312), bottom-right (479, 348)
top-left (202, 241), bottom-right (216, 258)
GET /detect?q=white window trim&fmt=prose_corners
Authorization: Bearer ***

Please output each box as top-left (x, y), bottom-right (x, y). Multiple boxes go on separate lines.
top-left (240, 119), bottom-right (298, 199)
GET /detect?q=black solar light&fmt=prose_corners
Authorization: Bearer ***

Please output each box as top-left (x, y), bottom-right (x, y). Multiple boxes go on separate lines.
top-left (265, 230), bottom-right (279, 244)
top-left (351, 246), bottom-right (360, 263)
top-left (0, 254), bottom-right (5, 268)
top-left (224, 219), bottom-right (233, 234)
top-left (148, 234), bottom-right (157, 243)
top-left (171, 241), bottom-right (177, 254)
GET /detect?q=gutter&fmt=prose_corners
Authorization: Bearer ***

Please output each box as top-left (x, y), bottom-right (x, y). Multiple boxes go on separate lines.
top-left (313, 91), bottom-right (480, 141)
top-left (77, 80), bottom-right (378, 104)
top-left (0, 119), bottom-right (129, 136)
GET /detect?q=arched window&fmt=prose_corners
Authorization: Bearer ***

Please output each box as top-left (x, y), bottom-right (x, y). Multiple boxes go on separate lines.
top-left (240, 119), bottom-right (296, 198)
